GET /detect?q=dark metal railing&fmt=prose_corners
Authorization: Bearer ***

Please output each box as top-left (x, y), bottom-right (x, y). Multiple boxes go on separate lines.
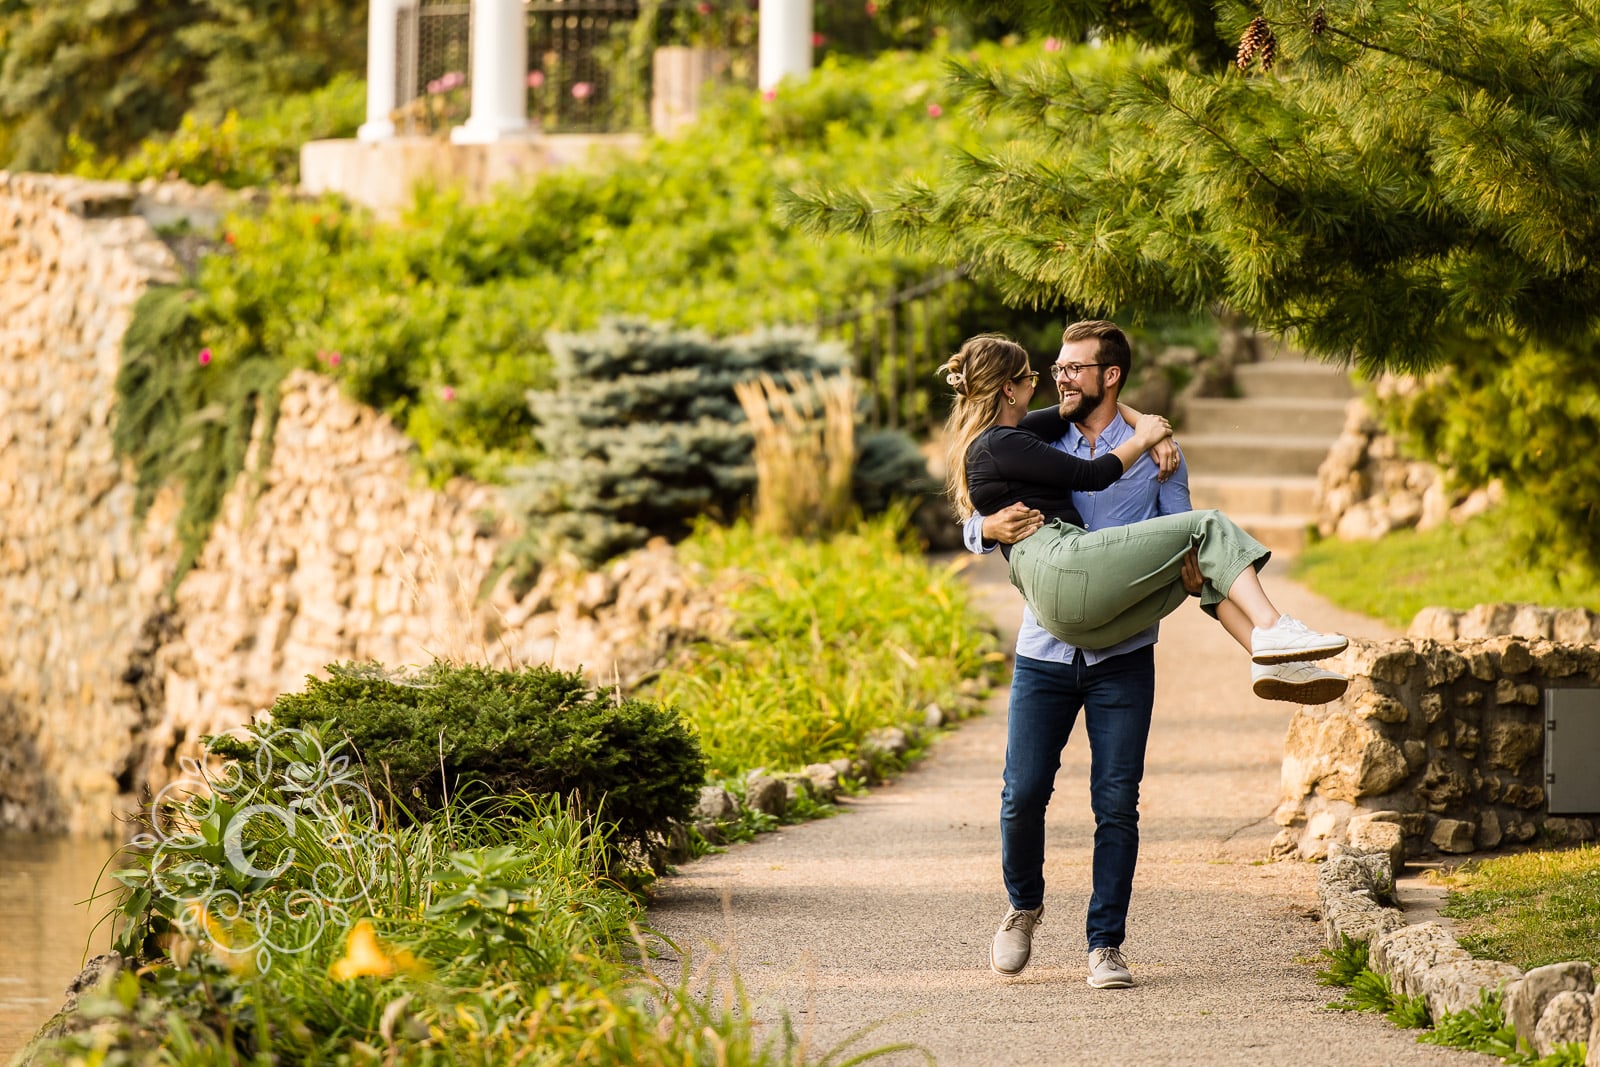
top-left (819, 266), bottom-right (970, 433)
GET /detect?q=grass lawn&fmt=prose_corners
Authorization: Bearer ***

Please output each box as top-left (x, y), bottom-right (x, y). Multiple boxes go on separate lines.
top-left (1290, 511), bottom-right (1600, 629)
top-left (1439, 843), bottom-right (1600, 969)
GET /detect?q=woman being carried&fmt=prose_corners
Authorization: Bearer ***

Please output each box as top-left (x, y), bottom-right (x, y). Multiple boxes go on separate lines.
top-left (943, 333), bottom-right (1349, 702)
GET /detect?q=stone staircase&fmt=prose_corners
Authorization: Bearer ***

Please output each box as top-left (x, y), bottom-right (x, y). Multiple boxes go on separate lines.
top-left (1182, 357), bottom-right (1357, 555)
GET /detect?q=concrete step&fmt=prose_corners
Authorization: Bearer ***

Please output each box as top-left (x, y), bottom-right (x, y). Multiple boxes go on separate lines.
top-left (1231, 514), bottom-right (1312, 557)
top-left (1182, 396), bottom-right (1349, 438)
top-left (1189, 474), bottom-right (1319, 516)
top-left (1177, 433), bottom-right (1335, 478)
top-left (1235, 361), bottom-right (1358, 401)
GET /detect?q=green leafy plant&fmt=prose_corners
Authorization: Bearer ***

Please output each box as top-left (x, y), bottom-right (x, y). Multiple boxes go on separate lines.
top-left (264, 661), bottom-right (708, 854)
top-left (1315, 933), bottom-right (1371, 988)
top-left (1386, 991), bottom-right (1432, 1030)
top-left (1419, 989), bottom-right (1524, 1058)
top-left (1328, 969), bottom-right (1396, 1015)
top-left (649, 513), bottom-right (1000, 776)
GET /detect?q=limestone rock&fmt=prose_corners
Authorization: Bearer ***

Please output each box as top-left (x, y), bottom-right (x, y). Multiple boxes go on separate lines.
top-left (1429, 818), bottom-right (1476, 854)
top-left (743, 775), bottom-right (788, 818)
top-left (1534, 990), bottom-right (1594, 1058)
top-left (694, 785), bottom-right (740, 822)
top-left (1346, 816), bottom-right (1405, 875)
top-left (1370, 922), bottom-right (1471, 999)
top-left (802, 762), bottom-right (841, 801)
top-left (1421, 959), bottom-right (1523, 1021)
top-left (860, 726), bottom-right (910, 762)
top-left (1506, 962), bottom-right (1594, 1049)
top-left (1408, 606), bottom-right (1459, 642)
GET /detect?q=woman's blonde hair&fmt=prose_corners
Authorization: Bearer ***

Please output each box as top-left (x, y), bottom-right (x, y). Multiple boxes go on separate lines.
top-left (940, 334), bottom-right (1032, 519)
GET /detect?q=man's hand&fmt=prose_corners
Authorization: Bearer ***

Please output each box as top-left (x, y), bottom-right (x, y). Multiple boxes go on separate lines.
top-left (982, 503), bottom-right (1045, 545)
top-left (1180, 547), bottom-right (1203, 596)
top-left (1151, 437), bottom-right (1182, 482)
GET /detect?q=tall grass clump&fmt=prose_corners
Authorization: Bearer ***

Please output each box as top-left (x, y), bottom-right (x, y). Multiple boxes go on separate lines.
top-left (648, 512), bottom-right (1001, 775)
top-left (735, 371), bottom-right (857, 538)
top-left (33, 726), bottom-right (896, 1065)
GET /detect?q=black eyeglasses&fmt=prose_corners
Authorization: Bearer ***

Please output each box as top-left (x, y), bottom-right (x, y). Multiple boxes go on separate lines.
top-left (1051, 362), bottom-right (1106, 381)
top-left (1014, 371), bottom-right (1040, 387)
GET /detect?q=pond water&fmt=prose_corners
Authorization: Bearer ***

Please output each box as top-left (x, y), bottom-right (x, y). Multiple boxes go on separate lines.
top-left (0, 834), bottom-right (116, 1060)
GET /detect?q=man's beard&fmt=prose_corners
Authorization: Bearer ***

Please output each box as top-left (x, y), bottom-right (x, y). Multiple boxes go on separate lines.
top-left (1058, 383), bottom-right (1104, 422)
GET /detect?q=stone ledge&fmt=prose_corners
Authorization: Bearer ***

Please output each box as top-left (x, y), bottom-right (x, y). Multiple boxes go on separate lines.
top-left (1318, 844), bottom-right (1599, 1060)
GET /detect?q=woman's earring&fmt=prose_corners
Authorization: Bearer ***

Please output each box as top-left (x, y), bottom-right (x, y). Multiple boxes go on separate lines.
top-left (1006, 394), bottom-right (1016, 406)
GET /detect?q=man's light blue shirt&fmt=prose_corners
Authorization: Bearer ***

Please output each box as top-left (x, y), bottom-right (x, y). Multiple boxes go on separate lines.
top-left (962, 412), bottom-right (1191, 666)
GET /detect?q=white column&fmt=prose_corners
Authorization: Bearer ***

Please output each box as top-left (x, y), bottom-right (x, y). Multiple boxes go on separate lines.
top-left (451, 0), bottom-right (530, 144)
top-left (758, 0), bottom-right (813, 92)
top-left (358, 0), bottom-right (399, 141)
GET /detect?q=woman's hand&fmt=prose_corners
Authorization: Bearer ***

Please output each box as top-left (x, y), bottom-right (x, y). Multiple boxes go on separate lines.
top-left (1150, 437), bottom-right (1182, 482)
top-left (1131, 413), bottom-right (1172, 451)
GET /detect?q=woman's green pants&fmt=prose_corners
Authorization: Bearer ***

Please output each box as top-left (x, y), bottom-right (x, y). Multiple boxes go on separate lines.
top-left (1006, 509), bottom-right (1272, 650)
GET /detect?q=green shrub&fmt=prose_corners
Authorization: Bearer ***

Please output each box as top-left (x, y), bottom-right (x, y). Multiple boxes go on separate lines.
top-left (1383, 334), bottom-right (1600, 578)
top-left (114, 285), bottom-right (287, 586)
top-left (510, 319), bottom-right (852, 567)
top-left (649, 513), bottom-right (1000, 775)
top-left (263, 662), bottom-right (707, 851)
top-left (74, 74), bottom-right (366, 188)
top-left (63, 725), bottom-right (866, 1066)
top-left (1420, 989), bottom-right (1525, 1059)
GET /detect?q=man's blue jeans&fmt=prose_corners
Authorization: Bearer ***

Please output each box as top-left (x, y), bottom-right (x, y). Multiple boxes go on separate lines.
top-left (1000, 646), bottom-right (1155, 951)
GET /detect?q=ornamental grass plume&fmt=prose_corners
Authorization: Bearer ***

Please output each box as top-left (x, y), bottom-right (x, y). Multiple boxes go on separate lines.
top-left (733, 372), bottom-right (856, 538)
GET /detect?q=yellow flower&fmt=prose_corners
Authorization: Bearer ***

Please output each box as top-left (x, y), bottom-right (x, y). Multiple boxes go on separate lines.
top-left (329, 919), bottom-right (424, 980)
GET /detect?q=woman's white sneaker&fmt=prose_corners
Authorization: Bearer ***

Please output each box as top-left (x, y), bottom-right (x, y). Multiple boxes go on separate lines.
top-left (1252, 661), bottom-right (1349, 704)
top-left (1250, 614), bottom-right (1348, 664)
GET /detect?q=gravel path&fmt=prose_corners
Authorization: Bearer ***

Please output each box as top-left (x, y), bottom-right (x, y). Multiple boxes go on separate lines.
top-left (647, 552), bottom-right (1498, 1066)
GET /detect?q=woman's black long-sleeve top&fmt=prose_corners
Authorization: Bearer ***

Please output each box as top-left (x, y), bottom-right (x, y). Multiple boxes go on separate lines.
top-left (964, 410), bottom-right (1125, 555)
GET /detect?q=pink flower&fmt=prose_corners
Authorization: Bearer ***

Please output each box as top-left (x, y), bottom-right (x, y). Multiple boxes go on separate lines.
top-left (811, 32), bottom-right (825, 47)
top-left (762, 87), bottom-right (777, 102)
top-left (1044, 37), bottom-right (1062, 52)
top-left (198, 348), bottom-right (212, 366)
top-left (427, 78), bottom-right (443, 94)
top-left (439, 71), bottom-right (466, 91)
top-left (696, 1), bottom-right (711, 12)
top-left (927, 103), bottom-right (943, 118)
top-left (571, 81), bottom-right (593, 100)
top-left (441, 386), bottom-right (456, 402)
top-left (865, 0), bottom-right (878, 14)
top-left (327, 352), bottom-right (342, 367)
top-left (527, 70), bottom-right (545, 88)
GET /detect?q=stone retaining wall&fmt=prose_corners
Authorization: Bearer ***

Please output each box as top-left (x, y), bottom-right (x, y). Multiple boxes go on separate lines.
top-left (1, 174), bottom-right (724, 835)
top-left (1318, 845), bottom-right (1599, 1063)
top-left (1314, 386), bottom-right (1502, 542)
top-left (1274, 636), bottom-right (1600, 862)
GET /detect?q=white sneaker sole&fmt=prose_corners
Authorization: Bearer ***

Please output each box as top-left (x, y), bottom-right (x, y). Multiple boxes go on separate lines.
top-left (1250, 636), bottom-right (1348, 665)
top-left (1253, 674), bottom-right (1350, 704)
top-left (1086, 973), bottom-right (1134, 989)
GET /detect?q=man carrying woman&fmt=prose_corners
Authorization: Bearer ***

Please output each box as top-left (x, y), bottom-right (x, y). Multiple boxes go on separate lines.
top-left (944, 324), bottom-right (1349, 987)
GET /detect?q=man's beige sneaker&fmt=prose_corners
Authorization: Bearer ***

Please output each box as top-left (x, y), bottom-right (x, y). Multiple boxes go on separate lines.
top-left (1087, 946), bottom-right (1133, 988)
top-left (990, 905), bottom-right (1043, 977)
top-left (1252, 661), bottom-right (1349, 704)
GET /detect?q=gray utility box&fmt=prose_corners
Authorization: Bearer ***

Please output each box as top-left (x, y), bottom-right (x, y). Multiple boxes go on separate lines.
top-left (1546, 687), bottom-right (1600, 814)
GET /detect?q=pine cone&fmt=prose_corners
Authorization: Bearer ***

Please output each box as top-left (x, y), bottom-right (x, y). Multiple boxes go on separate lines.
top-left (1236, 16), bottom-right (1270, 71)
top-left (1260, 26), bottom-right (1280, 70)
top-left (1311, 6), bottom-right (1328, 36)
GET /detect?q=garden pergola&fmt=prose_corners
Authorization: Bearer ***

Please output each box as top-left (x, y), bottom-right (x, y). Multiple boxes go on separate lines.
top-left (357, 0), bottom-right (813, 143)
